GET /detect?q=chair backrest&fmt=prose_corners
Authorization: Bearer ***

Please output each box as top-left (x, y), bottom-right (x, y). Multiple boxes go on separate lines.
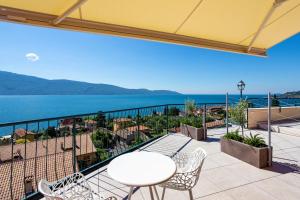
top-left (188, 147), bottom-right (207, 172)
top-left (38, 172), bottom-right (91, 200)
top-left (186, 147), bottom-right (207, 187)
top-left (189, 147), bottom-right (207, 173)
top-left (38, 179), bottom-right (63, 200)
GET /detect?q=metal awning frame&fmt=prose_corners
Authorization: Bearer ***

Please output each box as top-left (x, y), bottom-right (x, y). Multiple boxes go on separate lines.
top-left (0, 5), bottom-right (267, 57)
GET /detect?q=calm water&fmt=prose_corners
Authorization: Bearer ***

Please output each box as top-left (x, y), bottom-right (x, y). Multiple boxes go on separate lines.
top-left (0, 94), bottom-right (264, 124)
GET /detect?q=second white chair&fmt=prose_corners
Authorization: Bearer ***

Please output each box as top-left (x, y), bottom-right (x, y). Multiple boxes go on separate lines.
top-left (160, 147), bottom-right (207, 200)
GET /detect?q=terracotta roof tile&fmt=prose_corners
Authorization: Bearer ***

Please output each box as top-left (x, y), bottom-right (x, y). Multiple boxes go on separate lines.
top-left (0, 133), bottom-right (96, 199)
top-left (0, 151), bottom-right (76, 200)
top-left (14, 129), bottom-right (35, 137)
top-left (0, 133), bottom-right (96, 162)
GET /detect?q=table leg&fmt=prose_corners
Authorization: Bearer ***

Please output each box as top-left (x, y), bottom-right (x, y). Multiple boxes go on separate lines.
top-left (149, 186), bottom-right (155, 200)
top-left (153, 186), bottom-right (160, 200)
top-left (128, 186), bottom-right (134, 200)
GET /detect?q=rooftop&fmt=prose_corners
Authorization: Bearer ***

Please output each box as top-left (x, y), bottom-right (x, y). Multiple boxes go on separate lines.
top-left (0, 133), bottom-right (96, 162)
top-left (0, 133), bottom-right (96, 199)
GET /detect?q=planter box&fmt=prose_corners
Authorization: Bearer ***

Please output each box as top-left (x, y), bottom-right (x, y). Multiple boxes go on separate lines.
top-left (180, 124), bottom-right (206, 141)
top-left (220, 137), bottom-right (271, 168)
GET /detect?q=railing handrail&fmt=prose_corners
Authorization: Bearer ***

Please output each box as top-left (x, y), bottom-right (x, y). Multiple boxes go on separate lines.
top-left (0, 102), bottom-right (226, 128)
top-left (247, 97), bottom-right (300, 100)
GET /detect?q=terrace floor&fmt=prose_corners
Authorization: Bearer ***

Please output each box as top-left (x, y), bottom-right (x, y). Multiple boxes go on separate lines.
top-left (82, 126), bottom-right (300, 200)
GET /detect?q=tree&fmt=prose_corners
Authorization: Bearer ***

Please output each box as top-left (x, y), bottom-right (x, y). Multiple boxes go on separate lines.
top-left (91, 129), bottom-right (114, 149)
top-left (229, 100), bottom-right (248, 136)
top-left (45, 126), bottom-right (57, 138)
top-left (272, 94), bottom-right (280, 107)
top-left (95, 112), bottom-right (106, 128)
top-left (168, 107), bottom-right (180, 116)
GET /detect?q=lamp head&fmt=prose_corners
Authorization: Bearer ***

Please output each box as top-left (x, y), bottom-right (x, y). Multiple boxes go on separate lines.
top-left (237, 80), bottom-right (245, 91)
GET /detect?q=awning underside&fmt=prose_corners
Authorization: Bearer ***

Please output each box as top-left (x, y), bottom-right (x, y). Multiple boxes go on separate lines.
top-left (0, 0), bottom-right (299, 56)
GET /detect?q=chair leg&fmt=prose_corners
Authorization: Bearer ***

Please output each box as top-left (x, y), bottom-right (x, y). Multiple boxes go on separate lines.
top-left (188, 189), bottom-right (193, 200)
top-left (161, 187), bottom-right (166, 200)
top-left (128, 186), bottom-right (134, 200)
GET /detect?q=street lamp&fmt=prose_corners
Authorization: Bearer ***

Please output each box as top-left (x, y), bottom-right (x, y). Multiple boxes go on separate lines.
top-left (237, 80), bottom-right (246, 99)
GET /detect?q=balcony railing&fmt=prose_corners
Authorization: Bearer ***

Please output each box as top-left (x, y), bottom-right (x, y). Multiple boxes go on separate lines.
top-left (2, 97), bottom-right (300, 199)
top-left (0, 103), bottom-right (229, 200)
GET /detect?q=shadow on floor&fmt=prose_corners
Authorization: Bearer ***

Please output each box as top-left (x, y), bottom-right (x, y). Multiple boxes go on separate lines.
top-left (264, 161), bottom-right (300, 174)
top-left (205, 137), bottom-right (220, 143)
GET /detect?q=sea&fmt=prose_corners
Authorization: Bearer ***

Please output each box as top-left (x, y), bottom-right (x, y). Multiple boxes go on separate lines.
top-left (0, 94), bottom-right (265, 136)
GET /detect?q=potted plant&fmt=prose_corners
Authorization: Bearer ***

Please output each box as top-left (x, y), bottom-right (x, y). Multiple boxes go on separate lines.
top-left (180, 116), bottom-right (206, 140)
top-left (220, 131), bottom-right (271, 168)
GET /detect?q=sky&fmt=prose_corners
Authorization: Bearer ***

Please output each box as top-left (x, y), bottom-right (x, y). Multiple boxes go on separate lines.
top-left (0, 22), bottom-right (299, 94)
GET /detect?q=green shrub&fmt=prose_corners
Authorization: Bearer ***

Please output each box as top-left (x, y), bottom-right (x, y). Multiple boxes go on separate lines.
top-left (185, 100), bottom-right (196, 116)
top-left (224, 131), bottom-right (267, 148)
top-left (223, 130), bottom-right (244, 142)
top-left (16, 138), bottom-right (31, 144)
top-left (130, 137), bottom-right (144, 147)
top-left (144, 115), bottom-right (167, 134)
top-left (180, 116), bottom-right (202, 128)
top-left (168, 116), bottom-right (181, 128)
top-left (167, 107), bottom-right (180, 116)
top-left (91, 129), bottom-right (114, 149)
top-left (205, 115), bottom-right (215, 122)
top-left (244, 133), bottom-right (267, 148)
top-left (96, 148), bottom-right (109, 161)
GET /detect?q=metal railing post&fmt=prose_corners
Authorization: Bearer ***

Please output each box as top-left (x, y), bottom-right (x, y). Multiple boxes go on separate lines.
top-left (10, 125), bottom-right (15, 200)
top-left (226, 93), bottom-right (229, 134)
top-left (72, 118), bottom-right (77, 173)
top-left (166, 105), bottom-right (169, 134)
top-left (202, 104), bottom-right (207, 140)
top-left (137, 108), bottom-right (140, 141)
top-left (268, 92), bottom-right (272, 166)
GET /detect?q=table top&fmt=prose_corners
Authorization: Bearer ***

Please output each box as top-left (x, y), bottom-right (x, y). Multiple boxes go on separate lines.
top-left (107, 151), bottom-right (176, 186)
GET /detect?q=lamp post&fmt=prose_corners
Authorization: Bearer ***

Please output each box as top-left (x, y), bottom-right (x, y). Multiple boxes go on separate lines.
top-left (237, 80), bottom-right (246, 136)
top-left (237, 80), bottom-right (246, 99)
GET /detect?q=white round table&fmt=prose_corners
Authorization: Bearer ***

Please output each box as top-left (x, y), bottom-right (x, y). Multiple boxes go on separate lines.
top-left (107, 151), bottom-right (176, 200)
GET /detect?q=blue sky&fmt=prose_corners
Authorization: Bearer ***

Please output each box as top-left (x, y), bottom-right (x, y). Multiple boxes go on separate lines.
top-left (0, 22), bottom-right (299, 94)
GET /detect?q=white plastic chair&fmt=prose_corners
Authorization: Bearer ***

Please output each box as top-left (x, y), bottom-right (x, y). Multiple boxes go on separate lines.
top-left (38, 172), bottom-right (115, 200)
top-left (160, 148), bottom-right (207, 200)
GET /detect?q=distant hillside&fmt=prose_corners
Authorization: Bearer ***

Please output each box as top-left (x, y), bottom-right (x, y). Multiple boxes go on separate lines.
top-left (0, 71), bottom-right (180, 95)
top-left (281, 91), bottom-right (300, 98)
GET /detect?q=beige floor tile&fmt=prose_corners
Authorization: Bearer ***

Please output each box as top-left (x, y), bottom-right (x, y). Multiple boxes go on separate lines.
top-left (202, 157), bottom-right (224, 170)
top-left (202, 167), bottom-right (250, 191)
top-left (67, 130), bottom-right (300, 200)
top-left (225, 184), bottom-right (279, 200)
top-left (276, 173), bottom-right (300, 188)
top-left (196, 192), bottom-right (235, 200)
top-left (224, 162), bottom-right (279, 182)
top-left (209, 152), bottom-right (241, 166)
top-left (192, 176), bottom-right (223, 198)
top-left (254, 175), bottom-right (300, 200)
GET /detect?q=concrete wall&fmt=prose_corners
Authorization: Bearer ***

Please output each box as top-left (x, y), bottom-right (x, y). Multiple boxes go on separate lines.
top-left (248, 106), bottom-right (300, 128)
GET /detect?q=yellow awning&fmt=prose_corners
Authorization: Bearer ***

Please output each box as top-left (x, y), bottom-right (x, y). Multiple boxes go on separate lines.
top-left (0, 0), bottom-right (299, 56)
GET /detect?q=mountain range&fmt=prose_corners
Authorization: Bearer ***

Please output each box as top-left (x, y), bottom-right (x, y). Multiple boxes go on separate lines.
top-left (0, 71), bottom-right (180, 95)
top-left (281, 91), bottom-right (300, 98)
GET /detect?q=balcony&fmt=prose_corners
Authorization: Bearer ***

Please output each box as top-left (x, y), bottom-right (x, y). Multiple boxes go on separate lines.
top-left (46, 128), bottom-right (300, 200)
top-left (0, 101), bottom-right (300, 200)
